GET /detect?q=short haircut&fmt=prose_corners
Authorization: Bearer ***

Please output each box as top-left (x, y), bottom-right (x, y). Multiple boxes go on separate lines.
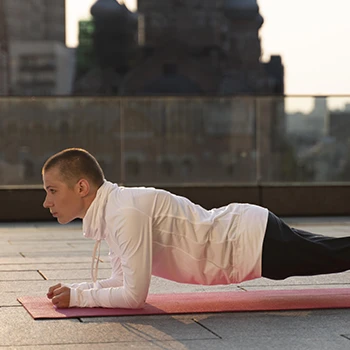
top-left (42, 148), bottom-right (104, 188)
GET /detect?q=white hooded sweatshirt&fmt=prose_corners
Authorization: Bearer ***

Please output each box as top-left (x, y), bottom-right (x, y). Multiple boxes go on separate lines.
top-left (67, 180), bottom-right (268, 309)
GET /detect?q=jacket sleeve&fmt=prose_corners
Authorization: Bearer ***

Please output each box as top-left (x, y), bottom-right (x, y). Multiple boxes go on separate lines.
top-left (69, 208), bottom-right (152, 309)
top-left (67, 250), bottom-right (124, 296)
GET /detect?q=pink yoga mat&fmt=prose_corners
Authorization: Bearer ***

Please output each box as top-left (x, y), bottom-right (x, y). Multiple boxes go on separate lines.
top-left (18, 288), bottom-right (350, 320)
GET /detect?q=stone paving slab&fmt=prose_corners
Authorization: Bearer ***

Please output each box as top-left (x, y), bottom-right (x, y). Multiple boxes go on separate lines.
top-left (148, 276), bottom-right (244, 294)
top-left (2, 291), bottom-right (48, 306)
top-left (40, 268), bottom-right (111, 281)
top-left (0, 280), bottom-right (72, 293)
top-left (0, 271), bottom-right (44, 281)
top-left (288, 227), bottom-right (350, 238)
top-left (0, 230), bottom-right (82, 240)
top-left (0, 308), bottom-right (217, 347)
top-left (20, 251), bottom-right (108, 258)
top-left (195, 310), bottom-right (350, 350)
top-left (0, 243), bottom-right (82, 253)
top-left (0, 251), bottom-right (24, 257)
top-left (0, 240), bottom-right (108, 251)
top-left (6, 239), bottom-right (91, 245)
top-left (0, 224), bottom-right (81, 230)
top-left (6, 239), bottom-right (106, 247)
top-left (284, 217), bottom-right (350, 225)
top-left (0, 262), bottom-right (110, 271)
top-left (243, 284), bottom-right (350, 292)
top-left (0, 257), bottom-right (95, 265)
top-left (2, 340), bottom-right (224, 350)
top-left (240, 273), bottom-right (350, 287)
top-left (2, 241), bottom-right (110, 257)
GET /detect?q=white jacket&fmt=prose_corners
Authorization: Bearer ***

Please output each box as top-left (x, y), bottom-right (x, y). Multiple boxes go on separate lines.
top-left (68, 180), bottom-right (268, 308)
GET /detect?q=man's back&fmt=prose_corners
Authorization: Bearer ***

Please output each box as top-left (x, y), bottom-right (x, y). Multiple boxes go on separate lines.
top-left (106, 185), bottom-right (269, 284)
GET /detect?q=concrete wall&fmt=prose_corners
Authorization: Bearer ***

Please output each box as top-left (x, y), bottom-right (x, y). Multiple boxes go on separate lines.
top-left (1, 184), bottom-right (349, 222)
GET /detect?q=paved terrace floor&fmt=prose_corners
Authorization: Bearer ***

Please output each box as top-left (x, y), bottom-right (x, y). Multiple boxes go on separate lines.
top-left (1, 217), bottom-right (350, 349)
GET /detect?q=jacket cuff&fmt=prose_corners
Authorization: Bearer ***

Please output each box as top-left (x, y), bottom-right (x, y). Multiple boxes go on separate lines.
top-left (69, 288), bottom-right (78, 307)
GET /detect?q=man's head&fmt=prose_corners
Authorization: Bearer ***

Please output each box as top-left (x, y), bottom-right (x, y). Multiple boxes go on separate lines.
top-left (42, 148), bottom-right (104, 224)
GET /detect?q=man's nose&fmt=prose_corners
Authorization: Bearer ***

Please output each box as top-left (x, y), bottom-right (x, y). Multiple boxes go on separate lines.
top-left (43, 195), bottom-right (52, 208)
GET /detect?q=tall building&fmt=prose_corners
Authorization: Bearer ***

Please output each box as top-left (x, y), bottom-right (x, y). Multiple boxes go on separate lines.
top-left (4, 0), bottom-right (65, 43)
top-left (119, 0), bottom-right (282, 95)
top-left (75, 0), bottom-right (283, 96)
top-left (0, 0), bottom-right (73, 95)
top-left (74, 0), bottom-right (137, 95)
top-left (136, 0), bottom-right (223, 48)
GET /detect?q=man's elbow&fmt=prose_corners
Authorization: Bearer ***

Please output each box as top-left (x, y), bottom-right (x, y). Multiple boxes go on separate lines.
top-left (125, 293), bottom-right (147, 309)
top-left (128, 298), bottom-right (146, 309)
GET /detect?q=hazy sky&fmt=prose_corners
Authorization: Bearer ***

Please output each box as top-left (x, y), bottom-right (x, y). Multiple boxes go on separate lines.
top-left (65, 0), bottom-right (350, 110)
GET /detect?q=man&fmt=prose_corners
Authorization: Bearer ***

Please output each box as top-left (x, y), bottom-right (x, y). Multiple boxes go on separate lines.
top-left (43, 148), bottom-right (350, 309)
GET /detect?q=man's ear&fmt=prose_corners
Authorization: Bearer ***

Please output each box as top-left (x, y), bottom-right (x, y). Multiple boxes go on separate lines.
top-left (76, 179), bottom-right (90, 197)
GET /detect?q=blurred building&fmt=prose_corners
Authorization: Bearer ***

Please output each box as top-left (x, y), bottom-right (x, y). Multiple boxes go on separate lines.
top-left (123, 0), bottom-right (283, 95)
top-left (327, 110), bottom-right (350, 143)
top-left (0, 0), bottom-right (74, 95)
top-left (10, 41), bottom-right (75, 95)
top-left (74, 0), bottom-right (138, 94)
top-left (5, 0), bottom-right (65, 42)
top-left (287, 97), bottom-right (328, 137)
top-left (284, 98), bottom-right (350, 182)
top-left (75, 0), bottom-right (284, 96)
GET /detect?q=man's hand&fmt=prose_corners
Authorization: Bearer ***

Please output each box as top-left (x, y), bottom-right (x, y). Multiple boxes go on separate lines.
top-left (47, 283), bottom-right (71, 308)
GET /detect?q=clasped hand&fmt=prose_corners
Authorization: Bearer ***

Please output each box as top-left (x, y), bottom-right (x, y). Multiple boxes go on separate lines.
top-left (47, 283), bottom-right (71, 308)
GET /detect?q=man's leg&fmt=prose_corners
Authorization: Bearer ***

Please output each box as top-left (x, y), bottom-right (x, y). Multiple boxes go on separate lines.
top-left (261, 211), bottom-right (350, 280)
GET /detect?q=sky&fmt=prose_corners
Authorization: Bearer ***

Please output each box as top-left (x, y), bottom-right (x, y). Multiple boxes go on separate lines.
top-left (65, 0), bottom-right (350, 112)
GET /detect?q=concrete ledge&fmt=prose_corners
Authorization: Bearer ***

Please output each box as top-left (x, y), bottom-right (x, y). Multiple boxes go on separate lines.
top-left (0, 184), bottom-right (349, 221)
top-left (261, 185), bottom-right (350, 216)
top-left (0, 188), bottom-right (52, 222)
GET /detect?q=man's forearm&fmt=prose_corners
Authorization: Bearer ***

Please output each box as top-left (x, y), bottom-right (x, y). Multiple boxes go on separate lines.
top-left (69, 285), bottom-right (147, 309)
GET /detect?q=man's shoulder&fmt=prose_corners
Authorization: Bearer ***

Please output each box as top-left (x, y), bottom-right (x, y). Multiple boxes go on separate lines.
top-left (105, 185), bottom-right (159, 216)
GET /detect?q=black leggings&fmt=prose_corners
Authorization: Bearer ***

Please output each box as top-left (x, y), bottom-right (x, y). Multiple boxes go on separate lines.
top-left (262, 212), bottom-right (350, 280)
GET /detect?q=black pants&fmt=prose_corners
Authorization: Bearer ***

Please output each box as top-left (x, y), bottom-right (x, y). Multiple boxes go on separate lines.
top-left (261, 211), bottom-right (350, 280)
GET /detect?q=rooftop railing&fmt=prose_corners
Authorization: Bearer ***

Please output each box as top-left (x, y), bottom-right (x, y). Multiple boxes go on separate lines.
top-left (1, 95), bottom-right (350, 187)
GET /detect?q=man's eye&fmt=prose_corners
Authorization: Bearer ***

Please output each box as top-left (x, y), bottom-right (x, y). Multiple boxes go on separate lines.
top-left (50, 189), bottom-right (56, 194)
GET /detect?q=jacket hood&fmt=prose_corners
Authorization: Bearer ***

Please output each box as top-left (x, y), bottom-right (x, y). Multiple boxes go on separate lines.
top-left (83, 180), bottom-right (118, 240)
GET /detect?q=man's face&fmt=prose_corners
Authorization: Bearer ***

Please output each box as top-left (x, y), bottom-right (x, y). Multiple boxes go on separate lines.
top-left (42, 167), bottom-right (85, 224)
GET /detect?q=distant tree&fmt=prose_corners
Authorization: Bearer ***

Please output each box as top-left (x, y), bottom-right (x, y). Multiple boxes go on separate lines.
top-left (75, 20), bottom-right (96, 81)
